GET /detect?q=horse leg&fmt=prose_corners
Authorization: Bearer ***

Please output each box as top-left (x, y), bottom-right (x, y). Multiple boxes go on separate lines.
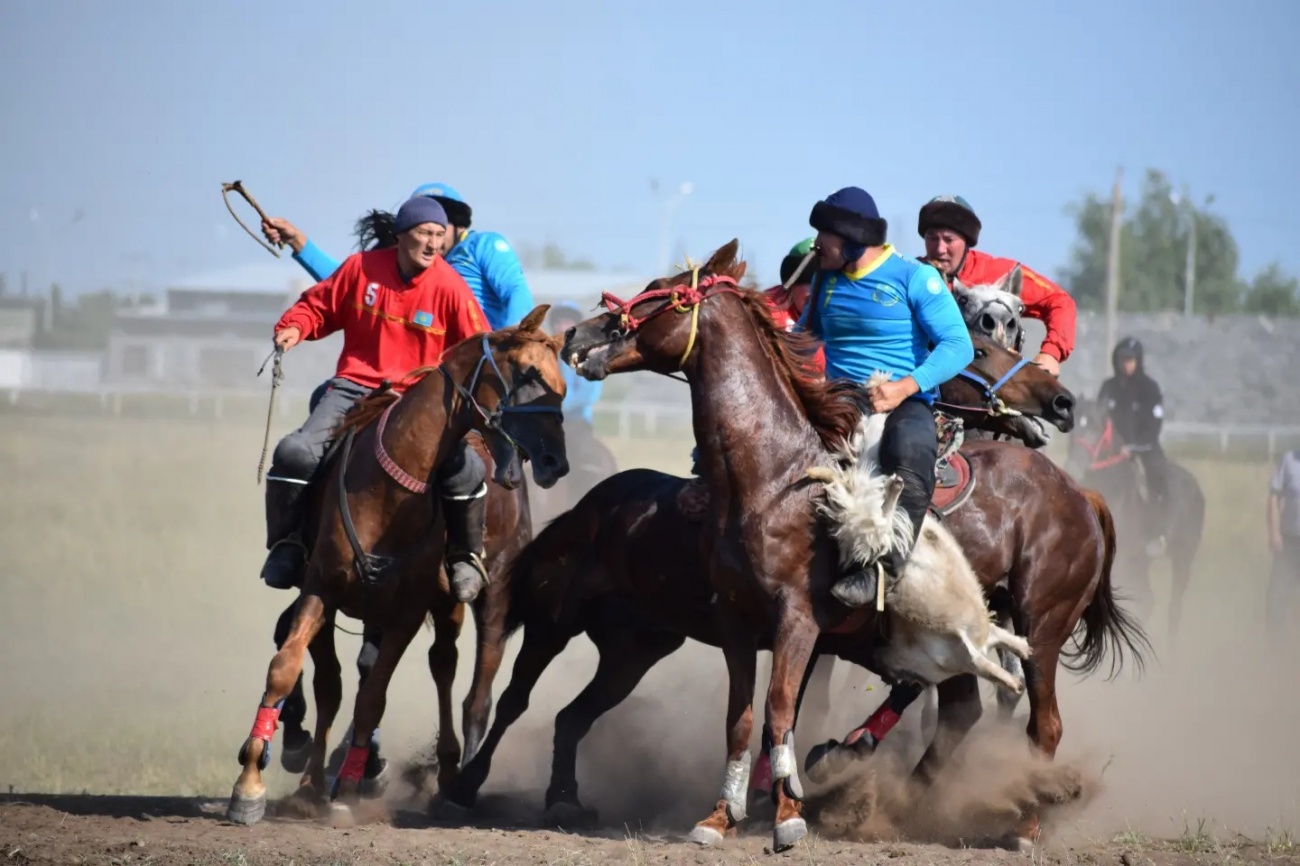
top-left (329, 615), bottom-right (422, 815)
top-left (227, 591), bottom-right (328, 825)
top-left (804, 681), bottom-right (926, 782)
top-left (994, 608), bottom-right (1026, 721)
top-left (298, 610), bottom-right (342, 803)
top-left (275, 597), bottom-right (313, 773)
top-left (544, 624), bottom-right (686, 826)
top-left (763, 607), bottom-right (819, 853)
top-left (324, 624), bottom-right (386, 793)
top-left (427, 596), bottom-right (466, 793)
top-left (460, 586), bottom-right (508, 767)
top-left (1011, 641), bottom-right (1066, 851)
top-left (440, 623), bottom-right (573, 812)
top-left (687, 633), bottom-right (758, 848)
top-left (1167, 550), bottom-right (1194, 651)
top-left (911, 674), bottom-right (983, 788)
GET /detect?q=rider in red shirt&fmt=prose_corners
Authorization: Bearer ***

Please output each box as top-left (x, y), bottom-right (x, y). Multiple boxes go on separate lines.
top-left (917, 196), bottom-right (1076, 376)
top-left (263, 195), bottom-right (493, 604)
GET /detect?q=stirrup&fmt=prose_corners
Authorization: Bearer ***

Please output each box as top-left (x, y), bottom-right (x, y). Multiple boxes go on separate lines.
top-left (448, 550), bottom-right (489, 584)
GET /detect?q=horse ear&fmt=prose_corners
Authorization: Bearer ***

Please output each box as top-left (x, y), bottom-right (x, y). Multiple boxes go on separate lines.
top-left (1002, 266), bottom-right (1024, 298)
top-left (704, 239), bottom-right (741, 276)
top-left (518, 304), bottom-right (551, 332)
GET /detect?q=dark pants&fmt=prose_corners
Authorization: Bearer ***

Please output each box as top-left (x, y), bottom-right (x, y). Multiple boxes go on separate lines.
top-left (1267, 539), bottom-right (1300, 636)
top-left (878, 397), bottom-right (939, 548)
top-left (1130, 442), bottom-right (1170, 502)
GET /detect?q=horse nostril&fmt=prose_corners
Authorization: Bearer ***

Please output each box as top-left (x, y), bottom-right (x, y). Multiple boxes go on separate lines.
top-left (980, 313), bottom-right (997, 332)
top-left (1052, 394), bottom-right (1074, 416)
top-left (541, 453), bottom-right (561, 470)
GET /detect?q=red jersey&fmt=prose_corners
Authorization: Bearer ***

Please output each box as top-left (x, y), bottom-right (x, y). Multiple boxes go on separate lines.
top-left (275, 247), bottom-right (488, 391)
top-left (950, 249), bottom-right (1077, 363)
top-left (762, 284), bottom-right (825, 373)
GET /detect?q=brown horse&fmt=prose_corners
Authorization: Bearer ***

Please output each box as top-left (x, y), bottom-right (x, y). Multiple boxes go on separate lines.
top-left (1065, 396), bottom-right (1205, 644)
top-left (226, 307), bottom-right (570, 825)
top-left (437, 334), bottom-right (1073, 813)
top-left (560, 241), bottom-right (1149, 851)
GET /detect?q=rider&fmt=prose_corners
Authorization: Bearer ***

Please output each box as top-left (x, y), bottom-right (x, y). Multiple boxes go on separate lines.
top-left (796, 187), bottom-right (974, 608)
top-left (1097, 336), bottom-right (1171, 557)
top-left (262, 181), bottom-right (535, 331)
top-left (917, 195), bottom-right (1076, 377)
top-left (260, 195), bottom-right (495, 603)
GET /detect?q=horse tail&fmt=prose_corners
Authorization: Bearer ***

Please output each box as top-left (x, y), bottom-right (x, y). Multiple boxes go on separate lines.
top-left (354, 209), bottom-right (398, 251)
top-left (1061, 488), bottom-right (1153, 680)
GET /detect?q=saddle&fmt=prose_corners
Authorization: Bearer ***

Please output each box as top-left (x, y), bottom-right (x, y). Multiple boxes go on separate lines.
top-left (674, 412), bottom-right (977, 521)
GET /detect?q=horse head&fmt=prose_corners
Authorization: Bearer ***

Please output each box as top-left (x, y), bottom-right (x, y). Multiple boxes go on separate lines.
top-left (562, 239), bottom-right (749, 379)
top-left (449, 304), bottom-right (570, 490)
top-left (939, 334), bottom-right (1076, 444)
top-left (952, 267), bottom-right (1026, 354)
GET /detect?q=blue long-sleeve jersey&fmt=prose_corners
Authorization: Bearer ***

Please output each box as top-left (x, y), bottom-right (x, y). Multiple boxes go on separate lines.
top-left (292, 229), bottom-right (535, 330)
top-left (796, 245), bottom-right (974, 402)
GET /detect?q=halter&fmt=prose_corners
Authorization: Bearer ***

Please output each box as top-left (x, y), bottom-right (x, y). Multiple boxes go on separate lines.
top-left (372, 334), bottom-right (562, 494)
top-left (935, 355), bottom-right (1032, 418)
top-left (599, 265), bottom-right (745, 375)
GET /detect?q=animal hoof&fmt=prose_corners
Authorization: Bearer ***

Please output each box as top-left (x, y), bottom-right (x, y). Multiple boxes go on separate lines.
top-left (804, 739), bottom-right (842, 783)
top-left (543, 800), bottom-right (599, 828)
top-left (359, 759), bottom-right (389, 798)
top-left (429, 794), bottom-right (473, 823)
top-left (327, 802), bottom-right (355, 828)
top-left (280, 732), bottom-right (313, 774)
top-left (773, 817), bottom-right (808, 852)
top-left (686, 824), bottom-right (725, 847)
top-left (225, 789), bottom-right (266, 826)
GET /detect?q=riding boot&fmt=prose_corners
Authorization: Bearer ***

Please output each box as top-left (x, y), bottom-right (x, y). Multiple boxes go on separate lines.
top-left (831, 467), bottom-right (931, 609)
top-left (443, 492), bottom-right (489, 603)
top-left (260, 479), bottom-right (309, 590)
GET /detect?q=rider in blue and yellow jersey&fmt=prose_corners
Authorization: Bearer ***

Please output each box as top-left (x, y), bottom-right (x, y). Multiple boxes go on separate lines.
top-left (262, 182), bottom-right (535, 332)
top-left (796, 186), bottom-right (974, 608)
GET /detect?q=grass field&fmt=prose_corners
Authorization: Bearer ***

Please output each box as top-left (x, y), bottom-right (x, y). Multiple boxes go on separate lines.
top-left (1, 411), bottom-right (1298, 864)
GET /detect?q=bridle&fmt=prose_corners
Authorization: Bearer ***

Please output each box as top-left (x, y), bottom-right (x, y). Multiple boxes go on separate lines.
top-left (598, 267), bottom-right (745, 382)
top-left (934, 355), bottom-right (1033, 419)
top-left (1072, 416), bottom-right (1129, 471)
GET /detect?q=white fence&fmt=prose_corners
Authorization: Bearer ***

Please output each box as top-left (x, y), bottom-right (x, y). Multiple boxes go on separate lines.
top-left (2, 385), bottom-right (1299, 458)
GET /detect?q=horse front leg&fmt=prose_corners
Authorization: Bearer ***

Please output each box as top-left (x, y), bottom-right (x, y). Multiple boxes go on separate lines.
top-left (299, 611), bottom-right (342, 805)
top-left (763, 604), bottom-right (820, 852)
top-left (328, 613), bottom-right (423, 821)
top-left (687, 631), bottom-right (758, 847)
top-left (460, 582), bottom-right (508, 767)
top-left (427, 593), bottom-right (466, 793)
top-left (227, 591), bottom-right (328, 825)
top-left (1012, 640), bottom-right (1066, 852)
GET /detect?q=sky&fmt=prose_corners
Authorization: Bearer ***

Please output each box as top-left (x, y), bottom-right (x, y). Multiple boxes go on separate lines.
top-left (1, 0), bottom-right (1297, 297)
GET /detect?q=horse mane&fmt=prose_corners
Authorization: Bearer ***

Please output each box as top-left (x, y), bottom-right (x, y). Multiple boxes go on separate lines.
top-left (672, 259), bottom-right (862, 450)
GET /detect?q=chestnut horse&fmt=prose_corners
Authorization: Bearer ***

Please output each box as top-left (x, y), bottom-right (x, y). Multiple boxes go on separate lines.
top-left (438, 334), bottom-right (1073, 812)
top-left (1066, 396), bottom-right (1205, 644)
top-left (226, 308), bottom-right (570, 825)
top-left (560, 241), bottom-right (1148, 851)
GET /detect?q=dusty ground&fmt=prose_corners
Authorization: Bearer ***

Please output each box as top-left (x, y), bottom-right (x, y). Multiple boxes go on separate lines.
top-left (1, 412), bottom-right (1299, 865)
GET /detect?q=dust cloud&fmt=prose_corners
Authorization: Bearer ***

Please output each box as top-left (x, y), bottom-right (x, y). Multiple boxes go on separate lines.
top-left (0, 411), bottom-right (1296, 846)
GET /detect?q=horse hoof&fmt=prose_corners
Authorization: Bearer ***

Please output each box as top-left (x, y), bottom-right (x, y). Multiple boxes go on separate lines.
top-left (543, 801), bottom-right (598, 828)
top-left (804, 739), bottom-right (841, 783)
top-left (1014, 836), bottom-right (1035, 855)
top-left (429, 795), bottom-right (473, 823)
top-left (225, 789), bottom-right (266, 826)
top-left (687, 824), bottom-right (725, 847)
top-left (773, 817), bottom-right (808, 852)
top-left (359, 761), bottom-right (390, 798)
top-left (327, 802), bottom-right (356, 829)
top-left (280, 734), bottom-right (313, 775)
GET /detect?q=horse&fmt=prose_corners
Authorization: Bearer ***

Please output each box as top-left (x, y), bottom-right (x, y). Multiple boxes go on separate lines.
top-left (439, 332), bottom-right (1075, 821)
top-left (1066, 396), bottom-right (1205, 644)
top-left (526, 418), bottom-right (619, 532)
top-left (559, 240), bottom-right (1148, 851)
top-left (225, 307), bottom-right (570, 825)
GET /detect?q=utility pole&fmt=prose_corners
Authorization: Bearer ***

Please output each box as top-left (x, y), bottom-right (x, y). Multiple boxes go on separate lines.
top-left (1183, 205), bottom-right (1197, 317)
top-left (1104, 167), bottom-right (1123, 376)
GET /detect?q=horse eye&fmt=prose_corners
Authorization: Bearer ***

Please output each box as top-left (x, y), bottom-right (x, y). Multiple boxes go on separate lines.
top-left (957, 296), bottom-right (968, 307)
top-left (975, 348), bottom-right (987, 359)
top-left (1008, 319), bottom-right (1018, 330)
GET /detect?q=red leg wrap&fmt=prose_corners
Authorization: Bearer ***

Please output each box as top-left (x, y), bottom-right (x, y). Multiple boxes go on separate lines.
top-left (844, 704), bottom-right (901, 745)
top-left (751, 752), bottom-right (772, 791)
top-left (250, 705), bottom-right (281, 743)
top-left (338, 745), bottom-right (370, 784)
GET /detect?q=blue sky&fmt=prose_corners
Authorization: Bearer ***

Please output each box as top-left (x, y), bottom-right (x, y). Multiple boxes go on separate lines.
top-left (1, 0), bottom-right (1297, 296)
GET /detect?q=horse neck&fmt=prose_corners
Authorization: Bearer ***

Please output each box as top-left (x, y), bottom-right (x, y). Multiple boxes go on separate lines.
top-left (385, 363), bottom-right (474, 481)
top-left (688, 301), bottom-right (823, 497)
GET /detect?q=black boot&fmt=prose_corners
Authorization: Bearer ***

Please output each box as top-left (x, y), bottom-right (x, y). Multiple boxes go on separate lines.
top-left (443, 493), bottom-right (489, 603)
top-left (260, 480), bottom-right (308, 590)
top-left (830, 468), bottom-right (931, 609)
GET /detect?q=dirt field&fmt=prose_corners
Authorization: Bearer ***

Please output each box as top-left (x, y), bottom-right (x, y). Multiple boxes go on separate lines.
top-left (1, 412), bottom-right (1298, 865)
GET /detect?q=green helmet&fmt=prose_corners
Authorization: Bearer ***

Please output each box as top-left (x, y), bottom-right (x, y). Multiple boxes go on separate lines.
top-left (780, 237), bottom-right (817, 285)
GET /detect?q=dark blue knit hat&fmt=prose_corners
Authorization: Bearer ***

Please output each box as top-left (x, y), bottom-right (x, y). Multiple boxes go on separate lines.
top-left (809, 186), bottom-right (888, 246)
top-left (393, 196), bottom-right (448, 234)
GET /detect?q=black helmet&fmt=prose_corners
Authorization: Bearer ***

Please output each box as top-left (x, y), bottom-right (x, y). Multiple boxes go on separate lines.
top-left (1111, 336), bottom-right (1144, 373)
